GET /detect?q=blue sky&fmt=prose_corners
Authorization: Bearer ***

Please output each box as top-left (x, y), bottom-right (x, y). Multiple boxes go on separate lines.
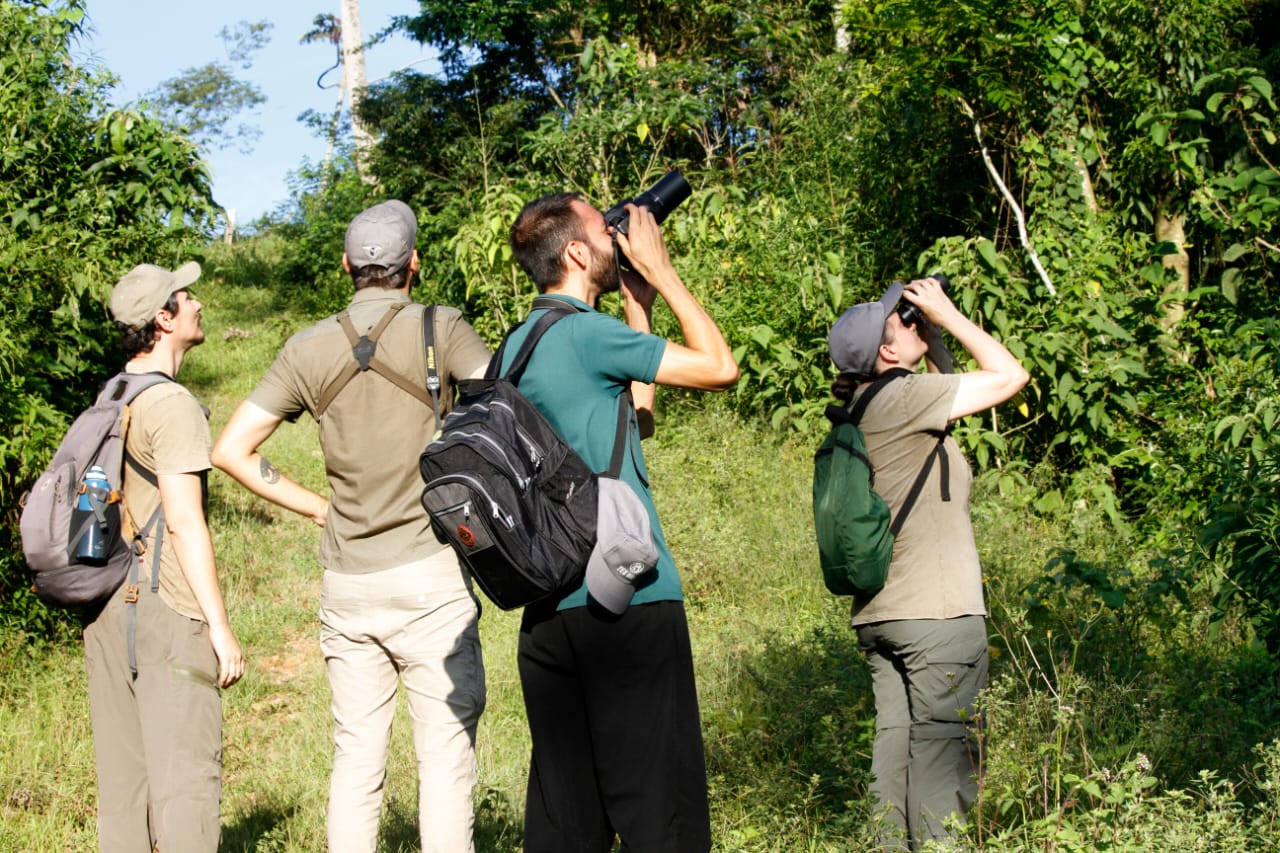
top-left (79, 1), bottom-right (438, 224)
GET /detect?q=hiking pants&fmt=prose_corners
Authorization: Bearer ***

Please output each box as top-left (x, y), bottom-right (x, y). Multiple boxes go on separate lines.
top-left (319, 555), bottom-right (485, 853)
top-left (84, 586), bottom-right (222, 853)
top-left (857, 615), bottom-right (987, 851)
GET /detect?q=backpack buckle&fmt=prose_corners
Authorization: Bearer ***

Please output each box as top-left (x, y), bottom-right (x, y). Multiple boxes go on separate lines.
top-left (352, 336), bottom-right (376, 371)
top-left (123, 584), bottom-right (139, 603)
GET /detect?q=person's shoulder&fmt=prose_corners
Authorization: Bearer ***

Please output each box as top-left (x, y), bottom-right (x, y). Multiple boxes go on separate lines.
top-left (131, 376), bottom-right (192, 403)
top-left (130, 378), bottom-right (202, 419)
top-left (426, 303), bottom-right (482, 332)
top-left (901, 370), bottom-right (958, 387)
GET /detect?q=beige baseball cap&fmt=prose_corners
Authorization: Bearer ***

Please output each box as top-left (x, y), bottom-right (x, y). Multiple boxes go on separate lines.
top-left (110, 262), bottom-right (201, 330)
top-left (344, 200), bottom-right (417, 272)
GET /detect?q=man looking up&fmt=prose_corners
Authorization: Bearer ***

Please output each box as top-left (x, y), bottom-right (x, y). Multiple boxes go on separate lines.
top-left (212, 200), bottom-right (491, 853)
top-left (86, 261), bottom-right (244, 851)
top-left (505, 191), bottom-right (739, 852)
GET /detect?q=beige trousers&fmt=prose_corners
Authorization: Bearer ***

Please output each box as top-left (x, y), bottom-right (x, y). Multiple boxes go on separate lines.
top-left (319, 555), bottom-right (486, 853)
top-left (84, 587), bottom-right (222, 853)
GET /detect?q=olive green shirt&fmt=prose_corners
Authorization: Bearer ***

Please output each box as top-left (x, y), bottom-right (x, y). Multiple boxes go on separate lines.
top-left (122, 371), bottom-right (211, 621)
top-left (248, 289), bottom-right (491, 574)
top-left (849, 372), bottom-right (986, 626)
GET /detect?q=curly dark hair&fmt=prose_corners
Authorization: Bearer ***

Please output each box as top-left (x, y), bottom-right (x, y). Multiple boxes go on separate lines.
top-left (117, 292), bottom-right (181, 358)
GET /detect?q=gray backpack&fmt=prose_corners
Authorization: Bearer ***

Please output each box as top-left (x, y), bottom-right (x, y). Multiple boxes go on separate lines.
top-left (19, 372), bottom-right (170, 607)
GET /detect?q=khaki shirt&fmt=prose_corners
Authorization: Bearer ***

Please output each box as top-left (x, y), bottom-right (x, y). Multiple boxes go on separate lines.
top-left (248, 289), bottom-right (491, 574)
top-left (850, 372), bottom-right (986, 626)
top-left (122, 370), bottom-right (212, 621)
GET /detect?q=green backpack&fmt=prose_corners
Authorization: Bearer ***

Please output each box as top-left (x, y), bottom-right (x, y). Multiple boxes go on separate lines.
top-left (812, 369), bottom-right (947, 597)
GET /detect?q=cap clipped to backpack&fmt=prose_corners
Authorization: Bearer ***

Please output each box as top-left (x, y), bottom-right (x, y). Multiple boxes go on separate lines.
top-left (585, 478), bottom-right (658, 614)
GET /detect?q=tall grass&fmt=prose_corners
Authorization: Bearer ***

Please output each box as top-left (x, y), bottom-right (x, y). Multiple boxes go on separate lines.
top-left (4, 256), bottom-right (1280, 851)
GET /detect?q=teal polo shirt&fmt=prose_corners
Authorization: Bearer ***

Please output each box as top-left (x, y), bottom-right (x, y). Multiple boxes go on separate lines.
top-left (499, 294), bottom-right (678, 610)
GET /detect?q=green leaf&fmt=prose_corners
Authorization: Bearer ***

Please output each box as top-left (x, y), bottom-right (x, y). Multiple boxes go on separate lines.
top-left (1222, 267), bottom-right (1243, 304)
top-left (1223, 242), bottom-right (1251, 263)
top-left (976, 238), bottom-right (999, 269)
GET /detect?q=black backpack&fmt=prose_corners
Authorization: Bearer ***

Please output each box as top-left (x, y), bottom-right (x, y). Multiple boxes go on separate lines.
top-left (419, 298), bottom-right (630, 610)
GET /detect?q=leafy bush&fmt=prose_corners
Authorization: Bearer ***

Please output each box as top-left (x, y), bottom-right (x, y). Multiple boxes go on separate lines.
top-left (0, 0), bottom-right (217, 636)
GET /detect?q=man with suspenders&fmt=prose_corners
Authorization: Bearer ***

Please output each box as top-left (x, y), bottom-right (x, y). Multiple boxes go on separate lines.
top-left (213, 201), bottom-right (491, 852)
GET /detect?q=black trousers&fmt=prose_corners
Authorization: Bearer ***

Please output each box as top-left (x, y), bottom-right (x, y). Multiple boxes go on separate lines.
top-left (518, 600), bottom-right (711, 853)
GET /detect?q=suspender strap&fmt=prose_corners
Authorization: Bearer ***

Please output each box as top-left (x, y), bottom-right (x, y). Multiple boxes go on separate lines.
top-left (316, 303), bottom-right (437, 416)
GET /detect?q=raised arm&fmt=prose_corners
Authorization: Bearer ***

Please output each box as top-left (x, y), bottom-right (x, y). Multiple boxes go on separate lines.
top-left (211, 401), bottom-right (329, 526)
top-left (615, 204), bottom-right (739, 392)
top-left (901, 277), bottom-right (1029, 421)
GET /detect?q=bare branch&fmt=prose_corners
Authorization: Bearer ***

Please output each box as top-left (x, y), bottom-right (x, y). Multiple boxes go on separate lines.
top-left (958, 97), bottom-right (1057, 298)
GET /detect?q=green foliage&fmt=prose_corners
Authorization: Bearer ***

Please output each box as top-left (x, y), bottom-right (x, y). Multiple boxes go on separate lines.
top-left (141, 20), bottom-right (271, 155)
top-left (0, 0), bottom-right (217, 636)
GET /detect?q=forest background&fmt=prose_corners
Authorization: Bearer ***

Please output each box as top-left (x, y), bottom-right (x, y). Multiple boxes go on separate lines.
top-left (3, 0), bottom-right (1280, 849)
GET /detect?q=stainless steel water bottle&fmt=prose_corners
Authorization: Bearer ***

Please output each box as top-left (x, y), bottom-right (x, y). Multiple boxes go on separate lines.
top-left (72, 464), bottom-right (112, 563)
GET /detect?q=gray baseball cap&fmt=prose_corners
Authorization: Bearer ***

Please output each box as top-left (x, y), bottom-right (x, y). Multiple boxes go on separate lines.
top-left (827, 281), bottom-right (904, 375)
top-left (110, 262), bottom-right (201, 330)
top-left (586, 477), bottom-right (659, 614)
top-left (344, 200), bottom-right (417, 272)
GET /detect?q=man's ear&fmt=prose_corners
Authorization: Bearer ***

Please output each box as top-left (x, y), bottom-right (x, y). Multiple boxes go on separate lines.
top-left (565, 239), bottom-right (589, 272)
top-left (154, 307), bottom-right (177, 333)
top-left (341, 252), bottom-right (352, 274)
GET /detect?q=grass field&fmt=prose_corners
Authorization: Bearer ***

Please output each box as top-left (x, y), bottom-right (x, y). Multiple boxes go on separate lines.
top-left (6, 270), bottom-right (1280, 851)
top-left (0, 274), bottom-right (867, 851)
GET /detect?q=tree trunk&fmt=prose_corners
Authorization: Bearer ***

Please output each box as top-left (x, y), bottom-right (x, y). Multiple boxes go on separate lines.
top-left (340, 0), bottom-right (376, 184)
top-left (834, 1), bottom-right (851, 52)
top-left (1156, 205), bottom-right (1190, 329)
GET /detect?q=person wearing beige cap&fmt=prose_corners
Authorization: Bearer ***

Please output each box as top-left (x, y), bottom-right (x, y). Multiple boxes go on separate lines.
top-left (212, 200), bottom-right (491, 853)
top-left (83, 261), bottom-right (245, 852)
top-left (826, 275), bottom-right (1027, 850)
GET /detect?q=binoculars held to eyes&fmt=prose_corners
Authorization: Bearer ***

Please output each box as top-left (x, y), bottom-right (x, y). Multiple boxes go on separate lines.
top-left (895, 273), bottom-right (951, 327)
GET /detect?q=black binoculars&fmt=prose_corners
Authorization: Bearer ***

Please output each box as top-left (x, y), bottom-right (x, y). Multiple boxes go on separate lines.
top-left (895, 273), bottom-right (951, 327)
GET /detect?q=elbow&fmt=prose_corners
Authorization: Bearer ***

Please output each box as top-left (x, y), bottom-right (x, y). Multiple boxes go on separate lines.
top-left (710, 360), bottom-right (741, 391)
top-left (209, 443), bottom-right (232, 474)
top-left (1011, 365), bottom-right (1031, 394)
top-left (209, 440), bottom-right (245, 477)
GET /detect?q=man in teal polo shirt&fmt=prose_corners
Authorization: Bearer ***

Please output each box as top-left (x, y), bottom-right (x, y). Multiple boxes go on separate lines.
top-left (506, 192), bottom-right (739, 852)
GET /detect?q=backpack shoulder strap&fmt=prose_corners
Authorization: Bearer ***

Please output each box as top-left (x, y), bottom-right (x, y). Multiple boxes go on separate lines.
top-left (492, 297), bottom-right (583, 385)
top-left (316, 303), bottom-right (436, 416)
top-left (831, 368), bottom-right (951, 537)
top-left (845, 367), bottom-right (912, 425)
top-left (423, 304), bottom-right (441, 427)
top-left (605, 390), bottom-right (633, 479)
top-left (488, 298), bottom-right (632, 477)
top-left (98, 370), bottom-right (173, 406)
